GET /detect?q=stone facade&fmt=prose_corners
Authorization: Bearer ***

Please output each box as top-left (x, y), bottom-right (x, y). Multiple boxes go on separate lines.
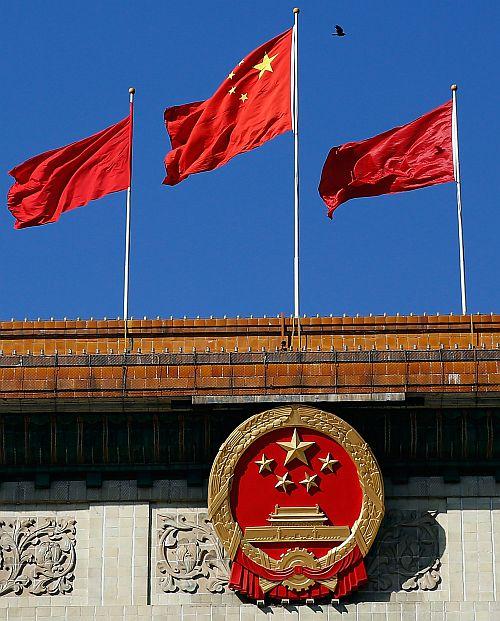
top-left (0, 314), bottom-right (498, 619)
top-left (0, 477), bottom-right (497, 619)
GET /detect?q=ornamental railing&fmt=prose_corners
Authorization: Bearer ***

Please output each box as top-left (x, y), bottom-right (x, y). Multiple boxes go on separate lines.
top-left (0, 348), bottom-right (498, 367)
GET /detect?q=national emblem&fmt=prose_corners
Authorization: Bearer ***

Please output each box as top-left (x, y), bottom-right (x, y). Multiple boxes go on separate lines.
top-left (207, 405), bottom-right (385, 603)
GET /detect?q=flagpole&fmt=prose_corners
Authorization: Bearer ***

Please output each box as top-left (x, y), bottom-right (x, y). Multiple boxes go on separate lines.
top-left (123, 87), bottom-right (135, 351)
top-left (292, 8), bottom-right (300, 321)
top-left (451, 84), bottom-right (467, 315)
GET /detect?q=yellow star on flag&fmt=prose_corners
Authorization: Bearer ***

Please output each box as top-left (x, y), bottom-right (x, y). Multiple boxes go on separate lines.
top-left (253, 52), bottom-right (278, 79)
top-left (228, 71), bottom-right (235, 79)
top-left (300, 472), bottom-right (319, 493)
top-left (275, 472), bottom-right (294, 492)
top-left (239, 93), bottom-right (248, 102)
top-left (319, 453), bottom-right (339, 473)
top-left (277, 429), bottom-right (315, 466)
top-left (255, 454), bottom-right (274, 474)
top-left (228, 87), bottom-right (236, 95)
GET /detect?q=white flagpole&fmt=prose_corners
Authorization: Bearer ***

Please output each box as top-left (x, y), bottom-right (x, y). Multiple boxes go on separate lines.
top-left (451, 84), bottom-right (467, 315)
top-left (292, 8), bottom-right (300, 319)
top-left (123, 87), bottom-right (135, 351)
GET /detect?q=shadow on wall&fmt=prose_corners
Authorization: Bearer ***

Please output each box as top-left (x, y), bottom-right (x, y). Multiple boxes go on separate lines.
top-left (353, 509), bottom-right (446, 603)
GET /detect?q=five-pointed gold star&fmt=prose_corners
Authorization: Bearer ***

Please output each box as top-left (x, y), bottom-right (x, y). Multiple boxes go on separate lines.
top-left (319, 453), bottom-right (339, 472)
top-left (277, 429), bottom-right (315, 466)
top-left (255, 454), bottom-right (274, 474)
top-left (228, 86), bottom-right (236, 95)
top-left (239, 93), bottom-right (248, 102)
top-left (275, 472), bottom-right (294, 492)
top-left (300, 472), bottom-right (319, 493)
top-left (253, 52), bottom-right (278, 79)
top-left (228, 71), bottom-right (235, 79)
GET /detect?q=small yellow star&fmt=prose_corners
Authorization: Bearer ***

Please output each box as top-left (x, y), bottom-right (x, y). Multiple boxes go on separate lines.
top-left (239, 93), bottom-right (248, 102)
top-left (253, 52), bottom-right (278, 79)
top-left (255, 454), bottom-right (274, 474)
top-left (300, 472), bottom-right (319, 493)
top-left (228, 71), bottom-right (235, 79)
top-left (228, 86), bottom-right (236, 95)
top-left (275, 472), bottom-right (294, 492)
top-left (319, 453), bottom-right (339, 473)
top-left (277, 429), bottom-right (315, 466)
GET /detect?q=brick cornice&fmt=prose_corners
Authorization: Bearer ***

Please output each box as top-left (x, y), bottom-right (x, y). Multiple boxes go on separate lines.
top-left (0, 314), bottom-right (498, 354)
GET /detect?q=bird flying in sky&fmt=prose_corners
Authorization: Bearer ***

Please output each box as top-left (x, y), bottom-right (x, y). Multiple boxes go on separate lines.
top-left (333, 25), bottom-right (346, 37)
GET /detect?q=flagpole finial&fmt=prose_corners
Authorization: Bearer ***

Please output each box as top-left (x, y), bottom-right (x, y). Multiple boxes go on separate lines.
top-left (129, 87), bottom-right (136, 95)
top-left (451, 84), bottom-right (458, 92)
top-left (293, 7), bottom-right (300, 14)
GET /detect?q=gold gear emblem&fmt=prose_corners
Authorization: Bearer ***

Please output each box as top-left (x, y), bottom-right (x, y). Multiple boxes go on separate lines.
top-left (278, 548), bottom-right (319, 592)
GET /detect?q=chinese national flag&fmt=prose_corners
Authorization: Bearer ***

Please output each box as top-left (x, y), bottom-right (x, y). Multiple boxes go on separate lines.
top-left (163, 29), bottom-right (293, 185)
top-left (318, 100), bottom-right (454, 218)
top-left (8, 116), bottom-right (131, 229)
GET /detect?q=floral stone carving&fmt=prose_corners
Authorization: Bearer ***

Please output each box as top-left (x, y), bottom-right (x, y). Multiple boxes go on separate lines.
top-left (365, 510), bottom-right (442, 592)
top-left (157, 513), bottom-right (229, 594)
top-left (0, 518), bottom-right (76, 596)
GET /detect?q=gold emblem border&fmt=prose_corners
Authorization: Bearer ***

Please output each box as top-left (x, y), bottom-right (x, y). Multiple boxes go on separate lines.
top-left (207, 405), bottom-right (385, 571)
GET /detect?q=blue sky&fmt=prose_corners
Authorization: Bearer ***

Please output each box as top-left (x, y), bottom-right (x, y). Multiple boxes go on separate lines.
top-left (1, 1), bottom-right (498, 320)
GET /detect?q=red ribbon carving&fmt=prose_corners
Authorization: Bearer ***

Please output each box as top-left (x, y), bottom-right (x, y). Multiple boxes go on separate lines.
top-left (229, 545), bottom-right (367, 601)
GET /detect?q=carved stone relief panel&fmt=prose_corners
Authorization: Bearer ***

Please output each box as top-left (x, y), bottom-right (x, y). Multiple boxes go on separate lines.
top-left (157, 512), bottom-right (229, 594)
top-left (0, 518), bottom-right (76, 596)
top-left (157, 509), bottom-right (444, 598)
top-left (364, 510), bottom-right (443, 592)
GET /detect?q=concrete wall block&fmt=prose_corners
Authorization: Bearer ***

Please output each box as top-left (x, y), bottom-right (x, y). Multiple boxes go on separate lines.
top-left (0, 481), bottom-right (497, 617)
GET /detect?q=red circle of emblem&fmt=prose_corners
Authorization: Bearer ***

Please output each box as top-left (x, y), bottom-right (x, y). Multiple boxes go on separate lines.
top-left (231, 427), bottom-right (363, 561)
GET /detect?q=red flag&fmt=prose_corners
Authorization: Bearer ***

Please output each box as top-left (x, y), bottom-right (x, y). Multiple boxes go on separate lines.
top-left (318, 101), bottom-right (454, 218)
top-left (8, 116), bottom-right (131, 229)
top-left (163, 29), bottom-right (292, 185)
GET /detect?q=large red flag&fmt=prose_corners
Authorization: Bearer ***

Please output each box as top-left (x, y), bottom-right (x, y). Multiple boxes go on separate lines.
top-left (163, 29), bottom-right (292, 186)
top-left (318, 101), bottom-right (454, 218)
top-left (8, 116), bottom-right (131, 229)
